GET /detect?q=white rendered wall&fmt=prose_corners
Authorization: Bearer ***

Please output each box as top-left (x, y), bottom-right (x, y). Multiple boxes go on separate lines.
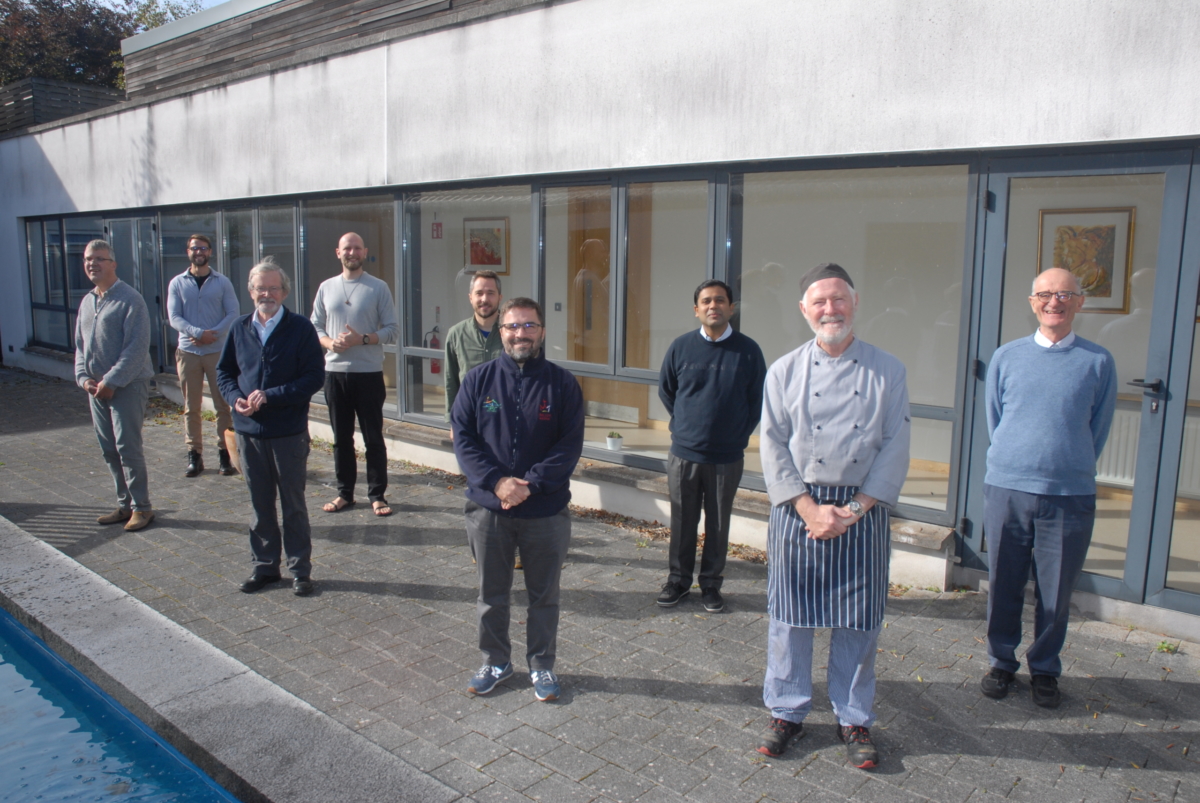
top-left (4, 0), bottom-right (1200, 369)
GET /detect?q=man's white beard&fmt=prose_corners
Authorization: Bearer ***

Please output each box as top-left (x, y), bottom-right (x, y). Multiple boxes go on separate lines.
top-left (808, 314), bottom-right (853, 346)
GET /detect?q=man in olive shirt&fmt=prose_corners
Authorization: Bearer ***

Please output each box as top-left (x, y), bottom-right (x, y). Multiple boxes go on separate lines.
top-left (444, 270), bottom-right (504, 428)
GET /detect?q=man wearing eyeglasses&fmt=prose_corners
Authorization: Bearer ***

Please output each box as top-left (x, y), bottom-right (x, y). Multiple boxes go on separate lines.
top-left (218, 259), bottom-right (325, 596)
top-left (982, 267), bottom-right (1117, 709)
top-left (167, 234), bottom-right (240, 478)
top-left (76, 240), bottom-right (156, 532)
top-left (451, 298), bottom-right (584, 702)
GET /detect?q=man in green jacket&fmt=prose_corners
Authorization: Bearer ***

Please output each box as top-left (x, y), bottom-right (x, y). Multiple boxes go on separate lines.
top-left (444, 269), bottom-right (509, 564)
top-left (444, 270), bottom-right (504, 428)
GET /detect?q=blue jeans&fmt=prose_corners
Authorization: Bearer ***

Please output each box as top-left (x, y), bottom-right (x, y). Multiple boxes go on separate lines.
top-left (763, 618), bottom-right (881, 727)
top-left (984, 484), bottom-right (1096, 677)
top-left (89, 379), bottom-right (151, 512)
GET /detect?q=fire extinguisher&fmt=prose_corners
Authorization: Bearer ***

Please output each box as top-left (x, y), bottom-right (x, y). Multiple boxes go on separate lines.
top-left (424, 327), bottom-right (441, 374)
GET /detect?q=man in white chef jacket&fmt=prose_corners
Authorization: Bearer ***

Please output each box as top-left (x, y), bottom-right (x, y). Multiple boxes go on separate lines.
top-left (756, 263), bottom-right (911, 770)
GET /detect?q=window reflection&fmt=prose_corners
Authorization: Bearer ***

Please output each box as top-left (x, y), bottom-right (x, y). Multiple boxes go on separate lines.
top-left (544, 186), bottom-right (611, 366)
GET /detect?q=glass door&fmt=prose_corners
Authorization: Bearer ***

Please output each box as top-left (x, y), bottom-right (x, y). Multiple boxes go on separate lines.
top-left (964, 152), bottom-right (1193, 603)
top-left (106, 218), bottom-right (164, 373)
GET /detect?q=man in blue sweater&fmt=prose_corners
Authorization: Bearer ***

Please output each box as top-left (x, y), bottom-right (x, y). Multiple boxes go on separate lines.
top-left (451, 298), bottom-right (584, 702)
top-left (983, 267), bottom-right (1117, 708)
top-left (657, 280), bottom-right (767, 612)
top-left (217, 259), bottom-right (325, 597)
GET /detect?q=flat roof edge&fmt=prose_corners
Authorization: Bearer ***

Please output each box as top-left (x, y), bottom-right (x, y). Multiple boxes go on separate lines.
top-left (121, 0), bottom-right (286, 56)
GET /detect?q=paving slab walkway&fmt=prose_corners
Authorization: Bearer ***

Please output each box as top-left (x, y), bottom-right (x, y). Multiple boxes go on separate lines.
top-left (1, 366), bottom-right (1198, 803)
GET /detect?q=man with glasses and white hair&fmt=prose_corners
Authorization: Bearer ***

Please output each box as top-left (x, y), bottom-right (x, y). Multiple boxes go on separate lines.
top-left (218, 258), bottom-right (325, 596)
top-left (451, 298), bottom-right (584, 702)
top-left (757, 263), bottom-right (910, 769)
top-left (981, 266), bottom-right (1116, 709)
top-left (167, 233), bottom-right (240, 478)
top-left (76, 239), bottom-right (156, 532)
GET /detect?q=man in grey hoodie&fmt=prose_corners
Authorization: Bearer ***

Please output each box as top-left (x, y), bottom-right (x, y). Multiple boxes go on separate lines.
top-left (75, 239), bottom-right (156, 532)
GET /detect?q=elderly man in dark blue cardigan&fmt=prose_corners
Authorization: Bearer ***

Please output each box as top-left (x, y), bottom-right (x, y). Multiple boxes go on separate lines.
top-left (218, 259), bottom-right (325, 596)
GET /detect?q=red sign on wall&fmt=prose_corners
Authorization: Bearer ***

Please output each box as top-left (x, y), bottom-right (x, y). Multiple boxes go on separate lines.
top-left (432, 222), bottom-right (443, 239)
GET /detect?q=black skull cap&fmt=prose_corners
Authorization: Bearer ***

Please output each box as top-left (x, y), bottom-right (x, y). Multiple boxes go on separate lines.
top-left (799, 263), bottom-right (854, 298)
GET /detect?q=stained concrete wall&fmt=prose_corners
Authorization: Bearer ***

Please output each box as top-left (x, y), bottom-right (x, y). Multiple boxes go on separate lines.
top-left (3, 0), bottom-right (1200, 368)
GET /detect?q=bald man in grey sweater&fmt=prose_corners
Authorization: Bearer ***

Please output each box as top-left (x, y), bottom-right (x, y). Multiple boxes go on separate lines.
top-left (75, 239), bottom-right (156, 532)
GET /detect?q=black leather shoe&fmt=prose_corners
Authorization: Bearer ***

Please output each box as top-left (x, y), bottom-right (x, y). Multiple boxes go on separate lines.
top-left (981, 668), bottom-right (1015, 699)
top-left (217, 449), bottom-right (237, 476)
top-left (185, 450), bottom-right (204, 477)
top-left (293, 577), bottom-right (314, 596)
top-left (1030, 675), bottom-right (1061, 708)
top-left (239, 574), bottom-right (281, 593)
top-left (656, 582), bottom-right (689, 607)
top-left (701, 588), bottom-right (725, 613)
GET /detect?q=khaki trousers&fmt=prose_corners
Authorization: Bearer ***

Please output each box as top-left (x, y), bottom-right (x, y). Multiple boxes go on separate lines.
top-left (176, 350), bottom-right (232, 453)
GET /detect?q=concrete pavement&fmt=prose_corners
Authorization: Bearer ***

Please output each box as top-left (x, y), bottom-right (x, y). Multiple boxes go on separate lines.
top-left (0, 365), bottom-right (1197, 802)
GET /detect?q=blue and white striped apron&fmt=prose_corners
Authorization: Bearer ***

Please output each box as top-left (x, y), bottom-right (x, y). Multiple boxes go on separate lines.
top-left (766, 484), bottom-right (890, 631)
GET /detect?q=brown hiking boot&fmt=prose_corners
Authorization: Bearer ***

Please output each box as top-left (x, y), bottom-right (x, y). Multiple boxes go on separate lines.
top-left (97, 508), bottom-right (132, 525)
top-left (124, 510), bottom-right (155, 531)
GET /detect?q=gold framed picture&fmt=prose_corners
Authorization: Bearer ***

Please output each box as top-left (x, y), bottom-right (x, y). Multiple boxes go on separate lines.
top-left (463, 217), bottom-right (510, 275)
top-left (1036, 207), bottom-right (1135, 314)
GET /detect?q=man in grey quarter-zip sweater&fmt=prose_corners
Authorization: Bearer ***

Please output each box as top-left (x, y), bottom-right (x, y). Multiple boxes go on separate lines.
top-left (75, 239), bottom-right (156, 532)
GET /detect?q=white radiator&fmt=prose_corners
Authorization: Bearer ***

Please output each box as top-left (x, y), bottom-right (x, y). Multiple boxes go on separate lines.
top-left (1094, 401), bottom-right (1200, 499)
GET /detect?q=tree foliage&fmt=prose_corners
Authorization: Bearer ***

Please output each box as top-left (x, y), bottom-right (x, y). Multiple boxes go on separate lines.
top-left (0, 0), bottom-right (201, 89)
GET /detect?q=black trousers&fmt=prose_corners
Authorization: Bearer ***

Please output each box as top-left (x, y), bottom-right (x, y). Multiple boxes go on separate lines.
top-left (238, 432), bottom-right (312, 578)
top-left (667, 454), bottom-right (742, 591)
top-left (325, 371), bottom-right (388, 504)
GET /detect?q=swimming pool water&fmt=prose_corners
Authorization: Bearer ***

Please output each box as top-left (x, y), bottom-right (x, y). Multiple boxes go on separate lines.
top-left (0, 607), bottom-right (241, 803)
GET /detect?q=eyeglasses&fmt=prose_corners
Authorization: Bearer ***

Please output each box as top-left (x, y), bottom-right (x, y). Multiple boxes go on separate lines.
top-left (500, 322), bottom-right (544, 331)
top-left (1032, 291), bottom-right (1084, 302)
top-left (251, 286), bottom-right (284, 295)
top-left (83, 257), bottom-right (114, 264)
top-left (188, 246), bottom-right (211, 253)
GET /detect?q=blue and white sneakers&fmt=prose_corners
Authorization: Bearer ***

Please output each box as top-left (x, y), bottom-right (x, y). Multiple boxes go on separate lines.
top-left (531, 669), bottom-right (561, 702)
top-left (467, 662), bottom-right (513, 695)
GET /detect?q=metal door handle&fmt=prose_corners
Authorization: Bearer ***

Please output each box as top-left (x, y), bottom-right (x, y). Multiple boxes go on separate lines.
top-left (1128, 378), bottom-right (1163, 393)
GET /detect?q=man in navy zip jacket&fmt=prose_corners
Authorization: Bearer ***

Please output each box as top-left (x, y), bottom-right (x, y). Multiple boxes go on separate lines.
top-left (217, 259), bottom-right (325, 596)
top-left (451, 297), bottom-right (585, 702)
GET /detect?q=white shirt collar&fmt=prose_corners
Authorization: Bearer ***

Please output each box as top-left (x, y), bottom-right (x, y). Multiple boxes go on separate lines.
top-left (1034, 329), bottom-right (1076, 349)
top-left (699, 325), bottom-right (733, 343)
top-left (253, 305), bottom-right (285, 344)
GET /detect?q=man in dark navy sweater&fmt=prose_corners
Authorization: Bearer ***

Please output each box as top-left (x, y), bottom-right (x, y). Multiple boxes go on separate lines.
top-left (217, 259), bottom-right (325, 597)
top-left (657, 280), bottom-right (767, 612)
top-left (451, 298), bottom-right (584, 702)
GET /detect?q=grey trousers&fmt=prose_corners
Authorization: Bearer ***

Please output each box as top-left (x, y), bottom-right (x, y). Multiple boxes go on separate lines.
top-left (89, 379), bottom-right (151, 512)
top-left (465, 502), bottom-right (571, 670)
top-left (667, 454), bottom-right (742, 591)
top-left (239, 432), bottom-right (312, 578)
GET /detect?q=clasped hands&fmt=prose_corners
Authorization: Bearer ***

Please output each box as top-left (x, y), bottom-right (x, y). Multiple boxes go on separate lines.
top-left (329, 325), bottom-right (366, 353)
top-left (792, 494), bottom-right (867, 540)
top-left (494, 476), bottom-right (532, 510)
top-left (83, 378), bottom-right (114, 401)
top-left (235, 389), bottom-right (268, 416)
top-left (186, 329), bottom-right (219, 346)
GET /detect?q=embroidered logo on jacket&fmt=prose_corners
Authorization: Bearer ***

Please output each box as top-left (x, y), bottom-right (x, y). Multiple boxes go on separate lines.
top-left (482, 396), bottom-right (501, 413)
top-left (539, 399), bottom-right (552, 421)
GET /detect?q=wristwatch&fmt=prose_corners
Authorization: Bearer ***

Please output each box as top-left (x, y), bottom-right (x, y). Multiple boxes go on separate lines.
top-left (846, 499), bottom-right (865, 519)
top-left (362, 333), bottom-right (370, 345)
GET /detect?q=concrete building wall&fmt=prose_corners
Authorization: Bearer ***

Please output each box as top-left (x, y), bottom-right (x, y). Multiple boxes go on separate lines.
top-left (3, 0), bottom-right (1200, 367)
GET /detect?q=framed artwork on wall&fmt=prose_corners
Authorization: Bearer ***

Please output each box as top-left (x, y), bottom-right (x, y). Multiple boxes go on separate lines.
top-left (464, 217), bottom-right (510, 275)
top-left (1036, 207), bottom-right (1135, 314)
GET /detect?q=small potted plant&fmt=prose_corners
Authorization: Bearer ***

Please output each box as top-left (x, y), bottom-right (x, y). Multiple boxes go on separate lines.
top-left (606, 431), bottom-right (623, 450)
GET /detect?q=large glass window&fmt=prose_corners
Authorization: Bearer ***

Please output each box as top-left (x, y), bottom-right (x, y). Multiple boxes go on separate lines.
top-left (734, 165), bottom-right (971, 510)
top-left (224, 209), bottom-right (256, 314)
top-left (260, 204), bottom-right (296, 292)
top-left (65, 217), bottom-right (105, 311)
top-left (544, 185), bottom-right (612, 367)
top-left (160, 211), bottom-right (217, 285)
top-left (402, 186), bottom-right (533, 420)
top-left (26, 221), bottom-right (49, 305)
top-left (303, 196), bottom-right (397, 406)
